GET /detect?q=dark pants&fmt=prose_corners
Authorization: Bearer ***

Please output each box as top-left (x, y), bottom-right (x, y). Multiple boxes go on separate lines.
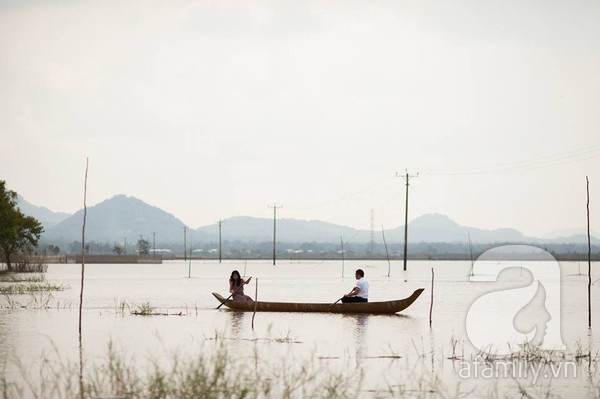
top-left (341, 296), bottom-right (368, 303)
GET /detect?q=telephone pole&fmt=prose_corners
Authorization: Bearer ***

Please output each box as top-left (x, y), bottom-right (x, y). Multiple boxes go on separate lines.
top-left (218, 220), bottom-right (224, 263)
top-left (268, 204), bottom-right (282, 265)
top-left (397, 171), bottom-right (418, 271)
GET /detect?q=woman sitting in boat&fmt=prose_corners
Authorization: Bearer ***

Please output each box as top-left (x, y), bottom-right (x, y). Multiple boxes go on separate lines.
top-left (229, 270), bottom-right (253, 302)
top-left (341, 269), bottom-right (369, 303)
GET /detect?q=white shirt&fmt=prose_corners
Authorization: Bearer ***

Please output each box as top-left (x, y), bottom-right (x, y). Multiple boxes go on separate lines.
top-left (355, 278), bottom-right (369, 299)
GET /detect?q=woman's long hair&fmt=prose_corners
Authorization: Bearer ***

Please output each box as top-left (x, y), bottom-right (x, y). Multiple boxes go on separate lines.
top-left (229, 270), bottom-right (242, 287)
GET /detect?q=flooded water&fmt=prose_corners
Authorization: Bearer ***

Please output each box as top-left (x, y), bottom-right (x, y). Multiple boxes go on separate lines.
top-left (1, 259), bottom-right (599, 398)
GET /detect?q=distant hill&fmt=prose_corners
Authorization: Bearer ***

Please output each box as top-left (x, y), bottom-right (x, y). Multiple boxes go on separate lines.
top-left (544, 227), bottom-right (600, 242)
top-left (198, 213), bottom-right (534, 245)
top-left (382, 213), bottom-right (531, 244)
top-left (195, 216), bottom-right (360, 243)
top-left (34, 194), bottom-right (598, 246)
top-left (43, 195), bottom-right (187, 244)
top-left (17, 195), bottom-right (71, 228)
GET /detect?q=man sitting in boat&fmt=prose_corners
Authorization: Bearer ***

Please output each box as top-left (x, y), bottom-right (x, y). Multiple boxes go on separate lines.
top-left (229, 270), bottom-right (253, 301)
top-left (341, 269), bottom-right (369, 303)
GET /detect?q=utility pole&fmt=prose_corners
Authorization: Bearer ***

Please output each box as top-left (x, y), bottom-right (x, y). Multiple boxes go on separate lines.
top-left (123, 237), bottom-right (127, 255)
top-left (218, 220), bottom-right (224, 263)
top-left (268, 204), bottom-right (282, 265)
top-left (397, 171), bottom-right (418, 271)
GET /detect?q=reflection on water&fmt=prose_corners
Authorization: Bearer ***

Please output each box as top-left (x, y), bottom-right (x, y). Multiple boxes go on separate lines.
top-left (343, 314), bottom-right (368, 364)
top-left (227, 311), bottom-right (246, 337)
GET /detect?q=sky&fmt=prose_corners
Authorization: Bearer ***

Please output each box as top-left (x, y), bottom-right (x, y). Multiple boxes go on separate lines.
top-left (1, 0), bottom-right (599, 238)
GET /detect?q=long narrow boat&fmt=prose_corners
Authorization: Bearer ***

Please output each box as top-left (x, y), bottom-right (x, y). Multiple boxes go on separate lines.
top-left (212, 288), bottom-right (424, 314)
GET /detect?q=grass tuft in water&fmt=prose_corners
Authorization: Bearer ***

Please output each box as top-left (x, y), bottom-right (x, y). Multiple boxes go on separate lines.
top-left (1, 340), bottom-right (369, 399)
top-left (0, 274), bottom-right (46, 283)
top-left (1, 292), bottom-right (70, 310)
top-left (0, 282), bottom-right (66, 295)
top-left (131, 302), bottom-right (158, 316)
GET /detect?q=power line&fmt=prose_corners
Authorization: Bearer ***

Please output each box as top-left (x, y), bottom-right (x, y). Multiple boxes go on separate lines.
top-left (422, 144), bottom-right (600, 176)
top-left (217, 220), bottom-right (225, 263)
top-left (284, 175), bottom-right (396, 210)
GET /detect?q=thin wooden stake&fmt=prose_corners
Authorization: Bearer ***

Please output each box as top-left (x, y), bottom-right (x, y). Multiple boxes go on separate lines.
top-left (382, 225), bottom-right (391, 277)
top-left (468, 232), bottom-right (474, 277)
top-left (429, 267), bottom-right (434, 327)
top-left (78, 158), bottom-right (88, 334)
top-left (587, 176), bottom-right (591, 329)
top-left (78, 157), bottom-right (88, 399)
top-left (252, 278), bottom-right (258, 330)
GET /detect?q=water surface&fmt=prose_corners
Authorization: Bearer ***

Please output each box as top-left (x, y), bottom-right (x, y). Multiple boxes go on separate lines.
top-left (1, 259), bottom-right (599, 397)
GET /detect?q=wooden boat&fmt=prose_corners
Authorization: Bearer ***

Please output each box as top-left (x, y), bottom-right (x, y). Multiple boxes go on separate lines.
top-left (212, 288), bottom-right (424, 314)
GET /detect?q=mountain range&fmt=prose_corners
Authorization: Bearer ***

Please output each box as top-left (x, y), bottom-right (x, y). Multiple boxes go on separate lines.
top-left (17, 194), bottom-right (599, 245)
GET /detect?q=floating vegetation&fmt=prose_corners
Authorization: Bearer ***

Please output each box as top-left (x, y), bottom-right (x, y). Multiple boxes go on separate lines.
top-left (0, 274), bottom-right (46, 283)
top-left (1, 292), bottom-right (70, 310)
top-left (205, 327), bottom-right (302, 344)
top-left (130, 302), bottom-right (184, 316)
top-left (0, 277), bottom-right (71, 309)
top-left (131, 302), bottom-right (157, 315)
top-left (114, 299), bottom-right (129, 316)
top-left (447, 334), bottom-right (464, 360)
top-left (0, 282), bottom-right (66, 295)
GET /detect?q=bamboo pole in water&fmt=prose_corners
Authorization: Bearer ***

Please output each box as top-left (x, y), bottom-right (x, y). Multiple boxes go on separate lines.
top-left (78, 158), bottom-right (88, 334)
top-left (429, 268), bottom-right (434, 327)
top-left (587, 176), bottom-right (591, 329)
top-left (78, 157), bottom-right (88, 399)
top-left (252, 278), bottom-right (258, 330)
top-left (382, 225), bottom-right (391, 277)
top-left (468, 232), bottom-right (474, 277)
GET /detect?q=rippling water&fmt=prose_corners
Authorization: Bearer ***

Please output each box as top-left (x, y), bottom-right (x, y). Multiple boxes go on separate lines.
top-left (1, 259), bottom-right (599, 397)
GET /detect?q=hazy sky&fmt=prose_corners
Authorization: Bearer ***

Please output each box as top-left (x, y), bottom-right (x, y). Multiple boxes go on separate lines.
top-left (1, 0), bottom-right (599, 237)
